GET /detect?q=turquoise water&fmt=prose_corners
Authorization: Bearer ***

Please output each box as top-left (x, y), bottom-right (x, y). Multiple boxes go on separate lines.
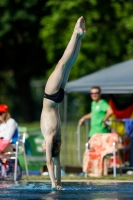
top-left (0, 181), bottom-right (133, 199)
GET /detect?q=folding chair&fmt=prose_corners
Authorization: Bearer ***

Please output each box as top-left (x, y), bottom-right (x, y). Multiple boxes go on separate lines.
top-left (84, 142), bottom-right (116, 177)
top-left (1, 127), bottom-right (29, 181)
top-left (103, 142), bottom-right (117, 177)
top-left (84, 133), bottom-right (120, 178)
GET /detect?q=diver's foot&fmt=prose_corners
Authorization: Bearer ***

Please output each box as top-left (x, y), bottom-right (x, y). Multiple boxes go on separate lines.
top-left (74, 16), bottom-right (86, 36)
top-left (51, 185), bottom-right (62, 190)
top-left (57, 185), bottom-right (62, 190)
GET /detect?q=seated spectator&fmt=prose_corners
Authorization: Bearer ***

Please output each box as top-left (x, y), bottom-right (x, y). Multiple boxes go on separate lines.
top-left (0, 104), bottom-right (19, 153)
top-left (0, 104), bottom-right (21, 180)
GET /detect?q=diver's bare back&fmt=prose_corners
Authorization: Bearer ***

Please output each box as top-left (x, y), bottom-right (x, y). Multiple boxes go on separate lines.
top-left (40, 99), bottom-right (61, 140)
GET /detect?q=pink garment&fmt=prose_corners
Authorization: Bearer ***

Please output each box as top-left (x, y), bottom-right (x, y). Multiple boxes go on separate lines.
top-left (0, 139), bottom-right (10, 153)
top-left (83, 133), bottom-right (121, 176)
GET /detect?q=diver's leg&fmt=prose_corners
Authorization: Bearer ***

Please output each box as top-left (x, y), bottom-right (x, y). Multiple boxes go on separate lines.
top-left (45, 16), bottom-right (86, 94)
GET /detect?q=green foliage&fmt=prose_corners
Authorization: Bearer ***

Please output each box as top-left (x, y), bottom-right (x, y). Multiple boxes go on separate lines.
top-left (0, 0), bottom-right (48, 121)
top-left (1, 0), bottom-right (133, 121)
top-left (0, 0), bottom-right (38, 37)
top-left (0, 70), bottom-right (17, 112)
top-left (40, 0), bottom-right (133, 81)
top-left (39, 0), bottom-right (133, 118)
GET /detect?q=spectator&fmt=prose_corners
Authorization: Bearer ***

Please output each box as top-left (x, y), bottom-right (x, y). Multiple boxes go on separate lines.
top-left (78, 86), bottom-right (113, 139)
top-left (0, 104), bottom-right (20, 179)
top-left (0, 104), bottom-right (18, 153)
top-left (78, 87), bottom-right (116, 177)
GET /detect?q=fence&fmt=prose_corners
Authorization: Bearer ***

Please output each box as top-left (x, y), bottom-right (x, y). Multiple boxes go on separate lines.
top-left (23, 122), bottom-right (89, 170)
top-left (61, 121), bottom-right (89, 167)
top-left (21, 119), bottom-right (133, 172)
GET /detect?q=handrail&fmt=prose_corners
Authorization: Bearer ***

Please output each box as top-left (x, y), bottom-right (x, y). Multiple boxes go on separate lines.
top-left (76, 120), bottom-right (89, 166)
top-left (113, 142), bottom-right (116, 177)
top-left (76, 124), bottom-right (82, 166)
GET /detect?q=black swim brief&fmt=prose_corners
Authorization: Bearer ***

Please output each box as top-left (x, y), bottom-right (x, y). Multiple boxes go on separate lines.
top-left (44, 88), bottom-right (64, 103)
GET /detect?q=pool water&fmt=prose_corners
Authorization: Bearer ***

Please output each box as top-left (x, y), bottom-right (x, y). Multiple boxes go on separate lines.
top-left (0, 181), bottom-right (133, 200)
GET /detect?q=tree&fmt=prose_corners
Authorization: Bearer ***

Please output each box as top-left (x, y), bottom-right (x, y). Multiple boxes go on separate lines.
top-left (39, 0), bottom-right (133, 119)
top-left (40, 0), bottom-right (133, 80)
top-left (1, 0), bottom-right (133, 121)
top-left (0, 0), bottom-right (48, 121)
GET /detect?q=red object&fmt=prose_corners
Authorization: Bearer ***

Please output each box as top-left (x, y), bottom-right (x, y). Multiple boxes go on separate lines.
top-left (109, 99), bottom-right (133, 119)
top-left (0, 139), bottom-right (10, 153)
top-left (0, 104), bottom-right (8, 113)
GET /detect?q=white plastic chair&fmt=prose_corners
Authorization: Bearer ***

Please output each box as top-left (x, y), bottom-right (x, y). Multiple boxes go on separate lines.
top-left (103, 142), bottom-right (117, 177)
top-left (2, 128), bottom-right (29, 181)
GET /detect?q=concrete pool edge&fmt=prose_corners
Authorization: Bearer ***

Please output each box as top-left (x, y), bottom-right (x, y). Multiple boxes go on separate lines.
top-left (20, 179), bottom-right (133, 183)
